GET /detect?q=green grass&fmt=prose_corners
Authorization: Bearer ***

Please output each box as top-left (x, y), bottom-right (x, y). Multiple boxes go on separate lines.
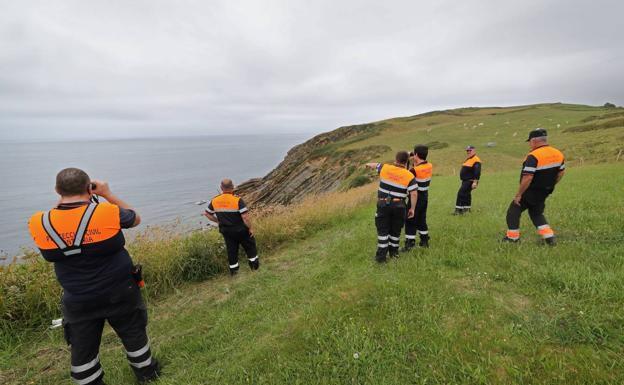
top-left (2, 163), bottom-right (623, 384)
top-left (338, 103), bottom-right (624, 175)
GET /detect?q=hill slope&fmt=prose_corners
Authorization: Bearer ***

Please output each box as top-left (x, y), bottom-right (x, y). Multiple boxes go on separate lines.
top-left (238, 103), bottom-right (624, 205)
top-left (4, 164), bottom-right (624, 385)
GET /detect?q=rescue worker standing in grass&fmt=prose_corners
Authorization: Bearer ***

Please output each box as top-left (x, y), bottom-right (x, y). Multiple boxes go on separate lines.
top-left (454, 145), bottom-right (481, 214)
top-left (403, 145), bottom-right (432, 250)
top-left (204, 179), bottom-right (259, 275)
top-left (503, 128), bottom-right (565, 245)
top-left (28, 168), bottom-right (160, 385)
top-left (365, 151), bottom-right (418, 262)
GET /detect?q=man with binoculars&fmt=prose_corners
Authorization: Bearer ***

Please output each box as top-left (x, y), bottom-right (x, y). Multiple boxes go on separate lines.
top-left (28, 168), bottom-right (160, 385)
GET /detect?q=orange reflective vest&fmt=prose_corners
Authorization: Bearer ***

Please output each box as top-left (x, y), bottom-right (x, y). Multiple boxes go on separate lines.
top-left (206, 193), bottom-right (248, 230)
top-left (29, 202), bottom-right (122, 258)
top-left (460, 155), bottom-right (481, 181)
top-left (521, 145), bottom-right (565, 190)
top-left (412, 162), bottom-right (433, 192)
top-left (377, 163), bottom-right (418, 199)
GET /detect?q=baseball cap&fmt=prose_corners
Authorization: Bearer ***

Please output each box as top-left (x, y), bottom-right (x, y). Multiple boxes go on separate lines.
top-left (526, 128), bottom-right (547, 142)
top-left (465, 145), bottom-right (475, 151)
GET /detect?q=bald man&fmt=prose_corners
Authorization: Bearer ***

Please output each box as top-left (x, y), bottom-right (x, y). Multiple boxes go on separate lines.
top-left (203, 179), bottom-right (259, 275)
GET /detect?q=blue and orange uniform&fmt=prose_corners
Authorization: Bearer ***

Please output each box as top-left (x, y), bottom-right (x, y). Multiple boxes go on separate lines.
top-left (374, 163), bottom-right (418, 261)
top-left (505, 143), bottom-right (565, 243)
top-left (28, 201), bottom-right (159, 385)
top-left (404, 161), bottom-right (432, 248)
top-left (455, 151), bottom-right (481, 213)
top-left (206, 192), bottom-right (259, 274)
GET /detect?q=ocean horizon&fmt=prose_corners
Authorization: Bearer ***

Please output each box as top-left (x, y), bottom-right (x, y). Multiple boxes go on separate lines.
top-left (0, 133), bottom-right (310, 260)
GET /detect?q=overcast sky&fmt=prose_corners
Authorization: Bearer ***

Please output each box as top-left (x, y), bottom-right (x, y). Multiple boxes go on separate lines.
top-left (1, 0), bottom-right (622, 141)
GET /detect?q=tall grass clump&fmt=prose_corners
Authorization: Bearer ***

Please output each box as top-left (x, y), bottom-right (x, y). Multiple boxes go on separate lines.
top-left (0, 183), bottom-right (377, 336)
top-left (252, 183), bottom-right (376, 249)
top-left (0, 252), bottom-right (61, 334)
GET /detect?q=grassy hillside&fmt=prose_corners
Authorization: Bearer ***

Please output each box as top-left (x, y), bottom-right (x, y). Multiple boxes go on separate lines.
top-left (3, 163), bottom-right (623, 385)
top-left (338, 103), bottom-right (624, 182)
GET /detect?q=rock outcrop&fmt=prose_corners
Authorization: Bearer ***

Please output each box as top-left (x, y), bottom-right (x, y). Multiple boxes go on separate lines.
top-left (236, 122), bottom-right (390, 206)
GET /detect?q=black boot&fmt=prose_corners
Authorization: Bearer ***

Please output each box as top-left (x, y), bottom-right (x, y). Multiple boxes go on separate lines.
top-left (136, 358), bottom-right (161, 383)
top-left (401, 239), bottom-right (416, 252)
top-left (375, 249), bottom-right (388, 263)
top-left (544, 237), bottom-right (556, 246)
top-left (375, 255), bottom-right (387, 263)
top-left (419, 235), bottom-right (430, 248)
top-left (453, 208), bottom-right (464, 215)
top-left (248, 258), bottom-right (260, 270)
top-left (501, 236), bottom-right (519, 243)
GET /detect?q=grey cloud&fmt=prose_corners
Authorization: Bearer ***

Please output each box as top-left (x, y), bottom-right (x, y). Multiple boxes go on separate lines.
top-left (0, 0), bottom-right (622, 141)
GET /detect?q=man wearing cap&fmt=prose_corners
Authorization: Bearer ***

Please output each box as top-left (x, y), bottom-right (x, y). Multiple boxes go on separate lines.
top-left (503, 128), bottom-right (565, 245)
top-left (454, 145), bottom-right (481, 214)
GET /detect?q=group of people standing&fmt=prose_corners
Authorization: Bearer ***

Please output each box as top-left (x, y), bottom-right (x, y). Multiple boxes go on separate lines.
top-left (364, 145), bottom-right (433, 262)
top-left (25, 128), bottom-right (564, 384)
top-left (367, 127), bottom-right (566, 262)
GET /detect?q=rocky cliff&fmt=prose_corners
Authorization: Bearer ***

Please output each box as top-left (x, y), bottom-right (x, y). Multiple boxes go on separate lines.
top-left (236, 122), bottom-right (390, 206)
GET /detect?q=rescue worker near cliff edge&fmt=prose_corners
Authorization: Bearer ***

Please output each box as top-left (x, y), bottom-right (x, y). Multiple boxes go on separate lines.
top-left (28, 168), bottom-right (160, 385)
top-left (365, 151), bottom-right (418, 262)
top-left (503, 128), bottom-right (565, 245)
top-left (403, 145), bottom-right (433, 250)
top-left (454, 145), bottom-right (481, 214)
top-left (204, 179), bottom-right (260, 275)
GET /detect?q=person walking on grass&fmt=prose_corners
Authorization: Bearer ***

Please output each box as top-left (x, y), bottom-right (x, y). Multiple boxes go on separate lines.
top-left (403, 145), bottom-right (433, 250)
top-left (204, 179), bottom-right (259, 275)
top-left (28, 168), bottom-right (160, 385)
top-left (502, 128), bottom-right (565, 245)
top-left (454, 145), bottom-right (481, 214)
top-left (365, 151), bottom-right (418, 262)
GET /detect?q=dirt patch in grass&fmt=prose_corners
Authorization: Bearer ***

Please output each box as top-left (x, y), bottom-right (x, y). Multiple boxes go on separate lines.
top-left (493, 291), bottom-right (531, 312)
top-left (449, 276), bottom-right (478, 295)
top-left (273, 258), bottom-right (299, 272)
top-left (337, 287), bottom-right (362, 301)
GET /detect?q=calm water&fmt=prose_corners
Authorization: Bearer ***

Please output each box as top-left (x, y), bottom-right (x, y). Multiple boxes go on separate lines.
top-left (0, 134), bottom-right (308, 259)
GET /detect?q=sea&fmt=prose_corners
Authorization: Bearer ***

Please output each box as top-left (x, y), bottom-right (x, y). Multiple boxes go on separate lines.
top-left (0, 134), bottom-right (309, 261)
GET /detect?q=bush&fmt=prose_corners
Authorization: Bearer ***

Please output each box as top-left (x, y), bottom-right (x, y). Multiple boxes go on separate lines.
top-left (424, 141), bottom-right (449, 150)
top-left (348, 175), bottom-right (371, 189)
top-left (0, 252), bottom-right (61, 331)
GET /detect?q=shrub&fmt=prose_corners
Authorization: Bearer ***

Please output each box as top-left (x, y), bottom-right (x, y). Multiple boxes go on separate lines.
top-left (424, 141), bottom-right (449, 150)
top-left (348, 175), bottom-right (371, 189)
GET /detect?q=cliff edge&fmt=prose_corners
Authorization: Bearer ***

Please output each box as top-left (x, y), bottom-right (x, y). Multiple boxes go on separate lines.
top-left (236, 122), bottom-right (390, 206)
